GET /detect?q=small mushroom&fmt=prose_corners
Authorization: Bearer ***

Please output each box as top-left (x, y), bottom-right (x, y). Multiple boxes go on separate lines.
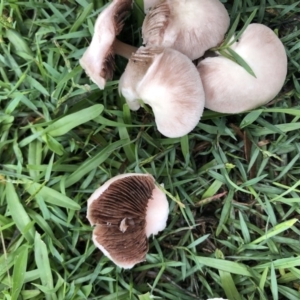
top-left (87, 173), bottom-right (169, 269)
top-left (142, 0), bottom-right (230, 60)
top-left (119, 46), bottom-right (205, 138)
top-left (80, 0), bottom-right (136, 89)
top-left (197, 23), bottom-right (288, 113)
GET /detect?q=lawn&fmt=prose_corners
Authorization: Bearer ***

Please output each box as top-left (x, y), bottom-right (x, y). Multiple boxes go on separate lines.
top-left (1, 0), bottom-right (300, 299)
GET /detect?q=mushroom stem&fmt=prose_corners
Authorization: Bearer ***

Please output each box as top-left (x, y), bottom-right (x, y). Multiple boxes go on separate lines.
top-left (113, 39), bottom-right (137, 59)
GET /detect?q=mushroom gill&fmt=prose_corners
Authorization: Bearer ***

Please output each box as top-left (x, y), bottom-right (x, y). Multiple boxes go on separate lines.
top-left (142, 0), bottom-right (230, 60)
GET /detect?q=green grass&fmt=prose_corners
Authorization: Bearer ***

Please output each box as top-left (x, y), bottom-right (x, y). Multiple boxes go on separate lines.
top-left (0, 0), bottom-right (300, 299)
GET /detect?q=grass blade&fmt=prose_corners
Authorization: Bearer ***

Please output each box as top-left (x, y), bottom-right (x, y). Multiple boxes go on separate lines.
top-left (249, 219), bottom-right (297, 245)
top-left (25, 182), bottom-right (81, 210)
top-left (194, 256), bottom-right (252, 277)
top-left (11, 245), bottom-right (28, 300)
top-left (6, 181), bottom-right (35, 244)
top-left (46, 104), bottom-right (104, 137)
top-left (34, 232), bottom-right (57, 300)
top-left (226, 48), bottom-right (256, 77)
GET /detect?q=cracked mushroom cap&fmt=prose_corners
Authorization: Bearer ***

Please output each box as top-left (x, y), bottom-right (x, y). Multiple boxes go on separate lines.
top-left (87, 173), bottom-right (169, 269)
top-left (119, 46), bottom-right (205, 138)
top-left (142, 0), bottom-right (230, 60)
top-left (79, 0), bottom-right (132, 89)
top-left (197, 23), bottom-right (288, 113)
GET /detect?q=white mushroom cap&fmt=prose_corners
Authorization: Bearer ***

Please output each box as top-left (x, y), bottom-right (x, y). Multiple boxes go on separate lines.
top-left (198, 23), bottom-right (288, 113)
top-left (119, 46), bottom-right (205, 138)
top-left (87, 173), bottom-right (169, 269)
top-left (80, 0), bottom-right (132, 89)
top-left (142, 0), bottom-right (230, 60)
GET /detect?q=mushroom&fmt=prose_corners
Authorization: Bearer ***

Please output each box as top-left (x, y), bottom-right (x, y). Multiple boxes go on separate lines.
top-left (197, 23), bottom-right (288, 113)
top-left (80, 0), bottom-right (136, 89)
top-left (142, 0), bottom-right (230, 60)
top-left (87, 173), bottom-right (169, 269)
top-left (119, 46), bottom-right (205, 138)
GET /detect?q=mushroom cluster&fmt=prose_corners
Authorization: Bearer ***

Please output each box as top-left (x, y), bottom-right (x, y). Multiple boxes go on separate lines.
top-left (81, 0), bottom-right (288, 268)
top-left (80, 0), bottom-right (287, 137)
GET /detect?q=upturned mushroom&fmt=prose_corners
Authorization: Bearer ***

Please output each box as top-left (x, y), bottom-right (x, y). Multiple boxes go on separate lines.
top-left (142, 0), bottom-right (230, 60)
top-left (119, 46), bottom-right (205, 138)
top-left (80, 0), bottom-right (136, 89)
top-left (197, 23), bottom-right (288, 113)
top-left (87, 173), bottom-right (169, 269)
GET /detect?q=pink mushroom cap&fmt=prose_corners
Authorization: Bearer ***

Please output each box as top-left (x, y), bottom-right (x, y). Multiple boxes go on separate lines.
top-left (198, 23), bottom-right (288, 113)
